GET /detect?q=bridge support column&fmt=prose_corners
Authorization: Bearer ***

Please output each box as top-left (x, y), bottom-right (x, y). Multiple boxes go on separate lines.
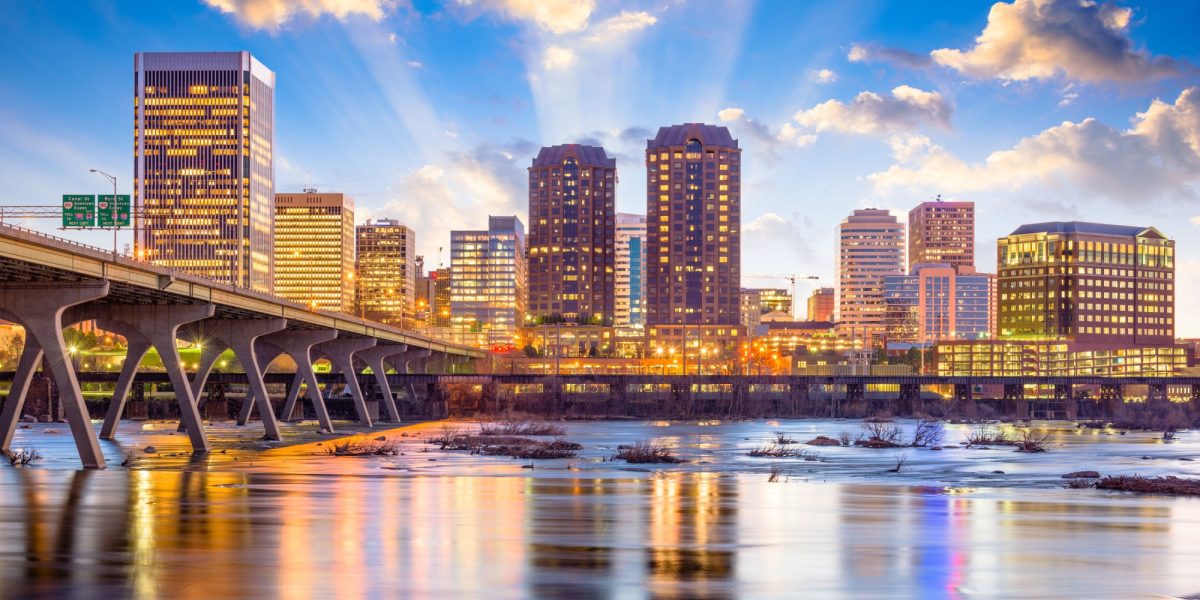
top-left (260, 329), bottom-right (338, 432)
top-left (313, 338), bottom-right (377, 427)
top-left (355, 344), bottom-right (408, 423)
top-left (389, 349), bottom-right (431, 374)
top-left (1148, 383), bottom-right (1168, 403)
top-left (0, 281), bottom-right (110, 468)
top-left (181, 318), bottom-right (287, 440)
top-left (953, 384), bottom-right (971, 402)
top-left (1100, 383), bottom-right (1123, 416)
top-left (899, 384), bottom-right (919, 415)
top-left (846, 383), bottom-right (864, 404)
top-left (0, 339), bottom-right (43, 452)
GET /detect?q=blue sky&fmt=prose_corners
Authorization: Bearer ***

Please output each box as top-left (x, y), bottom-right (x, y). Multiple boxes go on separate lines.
top-left (2, 0), bottom-right (1199, 331)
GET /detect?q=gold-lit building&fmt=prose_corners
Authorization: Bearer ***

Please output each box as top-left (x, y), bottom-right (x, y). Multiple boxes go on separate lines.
top-left (355, 219), bottom-right (416, 326)
top-left (273, 191), bottom-right (354, 312)
top-left (134, 51), bottom-right (275, 291)
top-left (936, 340), bottom-right (1187, 377)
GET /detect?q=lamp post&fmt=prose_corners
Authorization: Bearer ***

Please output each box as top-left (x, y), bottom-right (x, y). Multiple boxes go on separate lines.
top-left (89, 169), bottom-right (119, 261)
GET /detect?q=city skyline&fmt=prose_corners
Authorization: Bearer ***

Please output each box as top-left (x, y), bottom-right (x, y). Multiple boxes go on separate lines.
top-left (2, 1), bottom-right (1200, 332)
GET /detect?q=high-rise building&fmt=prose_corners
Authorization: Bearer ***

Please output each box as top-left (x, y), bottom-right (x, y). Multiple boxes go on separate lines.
top-left (997, 222), bottom-right (1175, 346)
top-left (615, 213), bottom-right (647, 327)
top-left (807, 287), bottom-right (835, 322)
top-left (835, 209), bottom-right (905, 343)
top-left (908, 199), bottom-right (975, 273)
top-left (882, 263), bottom-right (993, 345)
top-left (432, 267), bottom-right (452, 328)
top-left (134, 51), bottom-right (275, 291)
top-left (273, 191), bottom-right (354, 312)
top-left (645, 124), bottom-right (742, 354)
top-left (354, 219), bottom-right (416, 326)
top-left (527, 144), bottom-right (616, 324)
top-left (450, 216), bottom-right (526, 349)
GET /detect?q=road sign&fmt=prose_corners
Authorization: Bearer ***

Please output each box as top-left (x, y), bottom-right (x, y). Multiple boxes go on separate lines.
top-left (62, 195), bottom-right (96, 228)
top-left (97, 194), bottom-right (131, 228)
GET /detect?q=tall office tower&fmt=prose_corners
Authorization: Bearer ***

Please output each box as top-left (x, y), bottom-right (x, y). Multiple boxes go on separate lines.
top-left (835, 209), bottom-right (905, 343)
top-left (354, 219), bottom-right (416, 326)
top-left (997, 222), bottom-right (1175, 346)
top-left (882, 263), bottom-right (992, 345)
top-left (450, 216), bottom-right (527, 348)
top-left (432, 267), bottom-right (452, 328)
top-left (527, 144), bottom-right (616, 323)
top-left (807, 287), bottom-right (835, 322)
top-left (615, 213), bottom-right (647, 326)
top-left (134, 51), bottom-right (275, 291)
top-left (645, 124), bottom-right (742, 352)
top-left (273, 191), bottom-right (354, 312)
top-left (908, 199), bottom-right (975, 273)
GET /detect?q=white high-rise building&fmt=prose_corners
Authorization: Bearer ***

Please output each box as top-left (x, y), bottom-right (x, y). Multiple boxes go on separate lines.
top-left (615, 213), bottom-right (647, 327)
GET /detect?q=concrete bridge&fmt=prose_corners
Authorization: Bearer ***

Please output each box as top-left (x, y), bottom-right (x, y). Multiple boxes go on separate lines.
top-left (0, 223), bottom-right (483, 468)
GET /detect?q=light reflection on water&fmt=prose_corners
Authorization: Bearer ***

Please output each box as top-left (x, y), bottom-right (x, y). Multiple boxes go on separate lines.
top-left (2, 468), bottom-right (1200, 599)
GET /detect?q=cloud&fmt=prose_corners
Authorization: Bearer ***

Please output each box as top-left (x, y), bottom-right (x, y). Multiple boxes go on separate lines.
top-left (744, 212), bottom-right (818, 269)
top-left (584, 10), bottom-right (657, 42)
top-left (791, 85), bottom-right (952, 135)
top-left (930, 0), bottom-right (1183, 83)
top-left (847, 43), bottom-right (932, 68)
top-left (202, 0), bottom-right (390, 30)
top-left (459, 0), bottom-right (595, 34)
top-left (811, 68), bottom-right (838, 83)
top-left (407, 60), bottom-right (424, 69)
top-left (717, 107), bottom-right (814, 158)
top-left (717, 107), bottom-right (744, 122)
top-left (542, 45), bottom-right (576, 70)
top-left (868, 87), bottom-right (1200, 204)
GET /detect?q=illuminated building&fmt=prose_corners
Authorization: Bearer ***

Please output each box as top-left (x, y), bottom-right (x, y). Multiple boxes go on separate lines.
top-left (936, 340), bottom-right (1186, 376)
top-left (835, 209), bottom-right (904, 344)
top-left (273, 191), bottom-right (354, 312)
top-left (354, 219), bottom-right (416, 326)
top-left (134, 51), bottom-right (275, 291)
top-left (527, 144), bottom-right (616, 324)
top-left (645, 123), bottom-right (742, 356)
top-left (450, 216), bottom-right (526, 349)
top-left (908, 199), bottom-right (974, 273)
top-left (740, 289), bottom-right (763, 335)
top-left (615, 213), bottom-right (647, 327)
top-left (758, 321), bottom-right (863, 357)
top-left (806, 287), bottom-right (834, 322)
top-left (432, 267), bottom-right (452, 328)
top-left (741, 287), bottom-right (791, 333)
top-left (882, 263), bottom-right (992, 345)
top-left (997, 222), bottom-right (1174, 345)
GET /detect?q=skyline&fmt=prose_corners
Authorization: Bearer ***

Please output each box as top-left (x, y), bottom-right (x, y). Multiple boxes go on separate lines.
top-left (3, 0), bottom-right (1200, 331)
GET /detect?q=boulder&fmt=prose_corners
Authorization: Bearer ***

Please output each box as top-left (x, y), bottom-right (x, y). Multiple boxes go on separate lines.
top-left (805, 436), bottom-right (842, 447)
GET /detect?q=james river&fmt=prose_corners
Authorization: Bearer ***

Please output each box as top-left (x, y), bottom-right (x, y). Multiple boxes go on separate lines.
top-left (3, 419), bottom-right (1200, 599)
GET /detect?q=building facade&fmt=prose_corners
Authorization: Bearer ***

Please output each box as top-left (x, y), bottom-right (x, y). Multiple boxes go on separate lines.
top-left (997, 222), bottom-right (1175, 346)
top-left (835, 209), bottom-right (905, 343)
top-left (354, 219), bottom-right (416, 326)
top-left (615, 213), bottom-right (647, 327)
top-left (882, 263), bottom-right (993, 345)
top-left (273, 191), bottom-right (354, 312)
top-left (527, 144), bottom-right (616, 324)
top-left (450, 216), bottom-right (527, 349)
top-left (645, 123), bottom-right (742, 354)
top-left (432, 267), bottom-right (452, 328)
top-left (134, 51), bottom-right (275, 291)
top-left (936, 340), bottom-right (1186, 377)
top-left (908, 199), bottom-right (974, 273)
top-left (807, 287), bottom-right (835, 322)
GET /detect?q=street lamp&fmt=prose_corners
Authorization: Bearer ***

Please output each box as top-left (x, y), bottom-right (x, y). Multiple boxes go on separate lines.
top-left (89, 169), bottom-right (119, 261)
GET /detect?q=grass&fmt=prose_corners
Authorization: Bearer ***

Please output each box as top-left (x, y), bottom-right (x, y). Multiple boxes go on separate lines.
top-left (478, 419), bottom-right (566, 437)
top-left (324, 438), bottom-right (401, 456)
top-left (614, 441), bottom-right (685, 464)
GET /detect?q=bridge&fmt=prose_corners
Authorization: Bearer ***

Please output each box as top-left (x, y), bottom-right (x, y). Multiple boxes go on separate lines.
top-left (0, 223), bottom-right (483, 468)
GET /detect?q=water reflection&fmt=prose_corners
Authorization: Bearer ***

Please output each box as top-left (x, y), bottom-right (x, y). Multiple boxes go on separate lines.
top-left (1, 469), bottom-right (1199, 598)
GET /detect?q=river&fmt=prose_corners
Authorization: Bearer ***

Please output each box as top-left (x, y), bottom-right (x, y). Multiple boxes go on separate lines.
top-left (2, 418), bottom-right (1199, 598)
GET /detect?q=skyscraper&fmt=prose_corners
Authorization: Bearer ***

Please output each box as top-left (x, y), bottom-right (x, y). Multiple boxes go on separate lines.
top-left (432, 267), bottom-right (452, 328)
top-left (450, 216), bottom-right (526, 349)
top-left (273, 191), bottom-right (354, 312)
top-left (354, 219), bottom-right (416, 326)
top-left (645, 124), bottom-right (742, 353)
top-left (134, 51), bottom-right (275, 291)
top-left (527, 144), bottom-right (616, 323)
top-left (835, 209), bottom-right (905, 343)
top-left (908, 199), bottom-right (974, 273)
top-left (615, 213), bottom-right (647, 327)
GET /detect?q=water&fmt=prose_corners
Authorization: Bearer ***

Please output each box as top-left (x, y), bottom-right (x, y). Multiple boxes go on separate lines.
top-left (3, 419), bottom-right (1200, 598)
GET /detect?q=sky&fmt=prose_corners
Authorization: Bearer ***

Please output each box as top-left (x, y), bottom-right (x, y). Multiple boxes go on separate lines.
top-left (1, 0), bottom-right (1199, 330)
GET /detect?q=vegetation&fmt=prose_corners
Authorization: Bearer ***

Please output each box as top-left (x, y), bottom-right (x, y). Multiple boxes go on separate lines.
top-left (1095, 475), bottom-right (1200, 495)
top-left (6, 448), bottom-right (41, 467)
top-left (324, 438), bottom-right (401, 456)
top-left (772, 431), bottom-right (797, 445)
top-left (857, 420), bottom-right (903, 448)
top-left (963, 425), bottom-right (1051, 452)
top-left (478, 419), bottom-right (566, 437)
top-left (614, 441), bottom-right (685, 464)
top-left (747, 443), bottom-right (816, 459)
top-left (909, 419), bottom-right (945, 448)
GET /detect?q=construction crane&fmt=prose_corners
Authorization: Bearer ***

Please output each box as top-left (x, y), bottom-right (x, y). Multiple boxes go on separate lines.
top-left (744, 274), bottom-right (820, 320)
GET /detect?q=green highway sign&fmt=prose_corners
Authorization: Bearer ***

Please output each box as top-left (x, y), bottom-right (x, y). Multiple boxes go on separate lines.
top-left (97, 194), bottom-right (132, 228)
top-left (62, 194), bottom-right (96, 228)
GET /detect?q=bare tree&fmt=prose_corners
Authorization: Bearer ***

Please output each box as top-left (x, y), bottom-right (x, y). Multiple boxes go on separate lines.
top-left (910, 419), bottom-right (945, 447)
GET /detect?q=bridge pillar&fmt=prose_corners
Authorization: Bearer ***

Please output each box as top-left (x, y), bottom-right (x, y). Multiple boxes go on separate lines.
top-left (846, 383), bottom-right (864, 404)
top-left (1148, 383), bottom-right (1168, 403)
top-left (258, 329), bottom-right (338, 432)
top-left (0, 281), bottom-right (110, 468)
top-left (1100, 383), bottom-right (1123, 416)
top-left (354, 344), bottom-right (408, 423)
top-left (0, 339), bottom-right (43, 451)
top-left (899, 384), bottom-right (919, 415)
top-left (953, 384), bottom-right (971, 402)
top-left (312, 338), bottom-right (378, 427)
top-left (387, 348), bottom-right (431, 374)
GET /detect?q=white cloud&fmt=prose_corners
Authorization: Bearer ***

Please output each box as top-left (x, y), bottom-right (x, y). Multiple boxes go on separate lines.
top-left (716, 108), bottom-right (814, 158)
top-left (931, 0), bottom-right (1183, 83)
top-left (542, 45), bottom-right (577, 70)
top-left (792, 85), bottom-right (952, 135)
top-left (811, 68), bottom-right (838, 83)
top-left (584, 10), bottom-right (657, 42)
top-left (407, 60), bottom-right (424, 69)
top-left (202, 0), bottom-right (390, 30)
top-left (717, 107), bottom-right (745, 122)
top-left (847, 42), bottom-right (931, 68)
top-left (777, 123), bottom-right (817, 148)
top-left (459, 0), bottom-right (595, 34)
top-left (869, 87), bottom-right (1200, 204)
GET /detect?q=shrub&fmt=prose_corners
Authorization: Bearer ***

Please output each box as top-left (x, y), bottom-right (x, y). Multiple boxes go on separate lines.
top-left (614, 441), bottom-right (684, 464)
top-left (1096, 475), bottom-right (1200, 495)
top-left (773, 431), bottom-right (797, 445)
top-left (747, 443), bottom-right (815, 459)
top-left (910, 419), bottom-right (945, 448)
top-left (479, 419), bottom-right (566, 437)
top-left (7, 448), bottom-right (41, 466)
top-left (859, 420), bottom-right (903, 447)
top-left (324, 438), bottom-right (400, 456)
top-left (1014, 428), bottom-right (1051, 453)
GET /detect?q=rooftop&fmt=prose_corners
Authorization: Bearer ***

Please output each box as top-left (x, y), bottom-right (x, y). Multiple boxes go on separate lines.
top-left (531, 144), bottom-right (615, 168)
top-left (648, 123), bottom-right (738, 149)
top-left (1008, 221), bottom-right (1166, 239)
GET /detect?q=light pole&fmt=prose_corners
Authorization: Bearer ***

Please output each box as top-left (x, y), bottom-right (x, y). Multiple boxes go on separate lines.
top-left (89, 169), bottom-right (119, 261)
